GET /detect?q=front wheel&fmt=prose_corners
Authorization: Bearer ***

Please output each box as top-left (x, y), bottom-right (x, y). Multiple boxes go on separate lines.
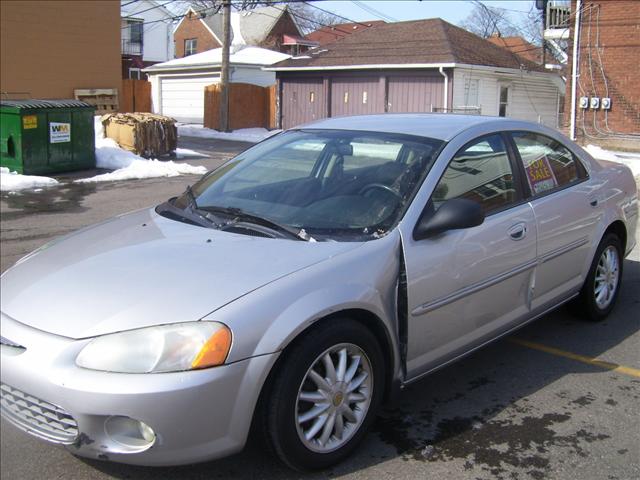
top-left (574, 233), bottom-right (623, 321)
top-left (265, 319), bottom-right (385, 471)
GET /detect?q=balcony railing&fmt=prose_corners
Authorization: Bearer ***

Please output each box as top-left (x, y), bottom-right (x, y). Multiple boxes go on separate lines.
top-left (546, 0), bottom-right (571, 29)
top-left (122, 39), bottom-right (143, 56)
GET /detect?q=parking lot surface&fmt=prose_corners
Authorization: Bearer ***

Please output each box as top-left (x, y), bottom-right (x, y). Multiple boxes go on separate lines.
top-left (1, 137), bottom-right (638, 480)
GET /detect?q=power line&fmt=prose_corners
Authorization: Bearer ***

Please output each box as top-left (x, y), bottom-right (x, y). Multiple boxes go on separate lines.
top-left (351, 1), bottom-right (396, 22)
top-left (303, 1), bottom-right (375, 29)
top-left (121, 0), bottom-right (174, 18)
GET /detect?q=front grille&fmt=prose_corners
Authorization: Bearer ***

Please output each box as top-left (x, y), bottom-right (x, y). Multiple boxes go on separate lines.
top-left (0, 383), bottom-right (78, 444)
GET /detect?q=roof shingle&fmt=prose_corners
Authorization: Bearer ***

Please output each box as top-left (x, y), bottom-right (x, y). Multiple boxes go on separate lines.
top-left (272, 18), bottom-right (546, 72)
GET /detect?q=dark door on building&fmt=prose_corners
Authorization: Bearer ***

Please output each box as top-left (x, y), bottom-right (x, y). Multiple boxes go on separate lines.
top-left (387, 75), bottom-right (445, 113)
top-left (281, 78), bottom-right (326, 129)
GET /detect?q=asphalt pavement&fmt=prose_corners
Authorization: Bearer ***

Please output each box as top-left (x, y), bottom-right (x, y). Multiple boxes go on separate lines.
top-left (1, 136), bottom-right (638, 480)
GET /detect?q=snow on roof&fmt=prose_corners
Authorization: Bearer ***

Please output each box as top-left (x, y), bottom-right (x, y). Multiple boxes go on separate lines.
top-left (144, 46), bottom-right (290, 72)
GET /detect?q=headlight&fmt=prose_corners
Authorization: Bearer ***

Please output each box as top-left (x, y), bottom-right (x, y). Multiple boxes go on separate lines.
top-left (76, 322), bottom-right (232, 373)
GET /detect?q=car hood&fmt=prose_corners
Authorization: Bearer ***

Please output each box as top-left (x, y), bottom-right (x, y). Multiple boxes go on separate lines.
top-left (0, 208), bottom-right (362, 339)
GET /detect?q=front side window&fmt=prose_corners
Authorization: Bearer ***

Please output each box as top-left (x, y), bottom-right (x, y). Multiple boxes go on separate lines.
top-left (185, 38), bottom-right (197, 56)
top-left (512, 132), bottom-right (582, 196)
top-left (432, 134), bottom-right (517, 214)
top-left (168, 130), bottom-right (443, 241)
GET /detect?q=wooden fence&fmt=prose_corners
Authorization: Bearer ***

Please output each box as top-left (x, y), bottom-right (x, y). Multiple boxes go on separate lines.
top-left (204, 83), bottom-right (277, 131)
top-left (120, 79), bottom-right (151, 113)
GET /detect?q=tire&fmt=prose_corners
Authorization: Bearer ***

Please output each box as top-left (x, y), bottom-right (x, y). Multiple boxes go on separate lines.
top-left (264, 318), bottom-right (385, 471)
top-left (574, 233), bottom-right (623, 321)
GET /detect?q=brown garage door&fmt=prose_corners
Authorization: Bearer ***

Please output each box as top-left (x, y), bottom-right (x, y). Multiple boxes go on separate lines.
top-left (387, 75), bottom-right (445, 113)
top-left (281, 78), bottom-right (326, 129)
top-left (330, 77), bottom-right (384, 117)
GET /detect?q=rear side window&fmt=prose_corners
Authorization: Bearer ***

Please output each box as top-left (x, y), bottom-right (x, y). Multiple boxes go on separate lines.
top-left (511, 132), bottom-right (582, 195)
top-left (432, 134), bottom-right (517, 214)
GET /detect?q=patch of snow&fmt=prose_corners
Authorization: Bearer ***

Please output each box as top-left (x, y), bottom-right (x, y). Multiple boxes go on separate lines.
top-left (178, 124), bottom-right (280, 143)
top-left (0, 167), bottom-right (58, 192)
top-left (175, 147), bottom-right (203, 158)
top-left (75, 160), bottom-right (206, 183)
top-left (230, 12), bottom-right (245, 47)
top-left (585, 144), bottom-right (640, 179)
top-left (145, 46), bottom-right (290, 71)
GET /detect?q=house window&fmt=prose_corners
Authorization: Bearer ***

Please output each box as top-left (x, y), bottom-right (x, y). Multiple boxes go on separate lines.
top-left (122, 19), bottom-right (143, 56)
top-left (185, 38), bottom-right (197, 56)
top-left (498, 85), bottom-right (510, 117)
top-left (463, 78), bottom-right (480, 106)
top-left (128, 68), bottom-right (142, 80)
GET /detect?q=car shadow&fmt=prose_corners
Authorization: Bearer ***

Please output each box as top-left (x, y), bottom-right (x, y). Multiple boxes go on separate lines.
top-left (79, 258), bottom-right (639, 480)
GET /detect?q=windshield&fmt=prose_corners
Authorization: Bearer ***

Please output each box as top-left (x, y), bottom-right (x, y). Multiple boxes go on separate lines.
top-left (166, 129), bottom-right (443, 241)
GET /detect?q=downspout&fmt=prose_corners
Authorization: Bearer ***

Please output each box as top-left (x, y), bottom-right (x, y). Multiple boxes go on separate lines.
top-left (570, 0), bottom-right (583, 140)
top-left (439, 67), bottom-right (448, 112)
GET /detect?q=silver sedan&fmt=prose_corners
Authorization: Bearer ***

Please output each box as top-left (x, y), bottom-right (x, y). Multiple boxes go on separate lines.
top-left (1, 114), bottom-right (637, 470)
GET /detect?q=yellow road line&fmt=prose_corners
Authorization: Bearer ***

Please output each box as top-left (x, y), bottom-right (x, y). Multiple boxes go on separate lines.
top-left (508, 338), bottom-right (640, 379)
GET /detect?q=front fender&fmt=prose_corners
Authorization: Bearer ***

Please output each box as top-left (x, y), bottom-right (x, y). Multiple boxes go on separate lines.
top-left (204, 231), bottom-right (402, 373)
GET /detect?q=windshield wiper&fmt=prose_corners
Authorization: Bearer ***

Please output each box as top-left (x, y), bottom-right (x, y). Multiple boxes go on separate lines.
top-left (201, 206), bottom-right (313, 242)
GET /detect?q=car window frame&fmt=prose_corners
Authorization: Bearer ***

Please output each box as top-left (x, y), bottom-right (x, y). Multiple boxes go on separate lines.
top-left (422, 132), bottom-right (527, 221)
top-left (505, 131), bottom-right (590, 201)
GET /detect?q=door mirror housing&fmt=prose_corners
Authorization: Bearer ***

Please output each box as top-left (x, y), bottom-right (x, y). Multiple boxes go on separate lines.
top-left (413, 198), bottom-right (485, 240)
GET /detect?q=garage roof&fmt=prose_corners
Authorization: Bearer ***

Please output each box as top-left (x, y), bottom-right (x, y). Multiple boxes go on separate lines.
top-left (268, 18), bottom-right (546, 72)
top-left (143, 46), bottom-right (290, 72)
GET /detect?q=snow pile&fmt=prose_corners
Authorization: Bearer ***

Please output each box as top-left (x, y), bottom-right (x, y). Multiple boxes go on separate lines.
top-left (86, 116), bottom-right (206, 183)
top-left (175, 148), bottom-right (203, 158)
top-left (146, 46), bottom-right (290, 71)
top-left (0, 167), bottom-right (59, 192)
top-left (76, 160), bottom-right (206, 184)
top-left (178, 124), bottom-right (280, 143)
top-left (585, 145), bottom-right (640, 179)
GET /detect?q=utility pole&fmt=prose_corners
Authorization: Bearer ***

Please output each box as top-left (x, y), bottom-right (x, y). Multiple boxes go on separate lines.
top-left (220, 0), bottom-right (231, 132)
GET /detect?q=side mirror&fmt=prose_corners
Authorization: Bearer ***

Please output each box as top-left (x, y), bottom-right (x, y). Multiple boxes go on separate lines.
top-left (413, 198), bottom-right (485, 240)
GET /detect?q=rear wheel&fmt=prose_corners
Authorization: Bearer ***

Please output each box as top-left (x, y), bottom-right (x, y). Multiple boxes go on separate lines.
top-left (264, 319), bottom-right (385, 471)
top-left (574, 233), bottom-right (623, 321)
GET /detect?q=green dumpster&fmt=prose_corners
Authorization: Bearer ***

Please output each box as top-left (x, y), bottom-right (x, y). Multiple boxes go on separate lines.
top-left (0, 99), bottom-right (95, 175)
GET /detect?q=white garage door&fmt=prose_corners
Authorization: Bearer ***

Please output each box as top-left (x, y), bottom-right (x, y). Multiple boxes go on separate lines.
top-left (160, 75), bottom-right (219, 123)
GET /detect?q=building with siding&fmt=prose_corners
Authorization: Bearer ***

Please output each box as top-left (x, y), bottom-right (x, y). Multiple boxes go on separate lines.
top-left (268, 18), bottom-right (564, 130)
top-left (121, 0), bottom-right (175, 80)
top-left (0, 0), bottom-right (121, 100)
top-left (174, 5), bottom-right (309, 58)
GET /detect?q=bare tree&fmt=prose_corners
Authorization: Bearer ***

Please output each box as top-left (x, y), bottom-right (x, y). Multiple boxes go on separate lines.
top-left (459, 3), bottom-right (521, 39)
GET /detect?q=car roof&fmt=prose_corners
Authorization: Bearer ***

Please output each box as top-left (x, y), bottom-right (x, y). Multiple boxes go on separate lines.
top-left (296, 113), bottom-right (527, 141)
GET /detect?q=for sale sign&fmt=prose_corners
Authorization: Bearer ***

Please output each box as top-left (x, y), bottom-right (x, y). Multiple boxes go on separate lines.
top-left (524, 156), bottom-right (557, 194)
top-left (49, 122), bottom-right (71, 143)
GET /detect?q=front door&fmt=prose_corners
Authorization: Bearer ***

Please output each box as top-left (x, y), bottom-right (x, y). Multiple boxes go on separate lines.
top-left (403, 133), bottom-right (537, 379)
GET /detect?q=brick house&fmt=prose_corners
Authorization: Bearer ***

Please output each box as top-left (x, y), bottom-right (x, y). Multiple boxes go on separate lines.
top-left (564, 0), bottom-right (640, 149)
top-left (305, 21), bottom-right (386, 46)
top-left (174, 5), bottom-right (312, 58)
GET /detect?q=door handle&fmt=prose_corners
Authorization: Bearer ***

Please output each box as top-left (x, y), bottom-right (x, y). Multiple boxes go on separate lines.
top-left (508, 223), bottom-right (527, 241)
top-left (590, 198), bottom-right (599, 207)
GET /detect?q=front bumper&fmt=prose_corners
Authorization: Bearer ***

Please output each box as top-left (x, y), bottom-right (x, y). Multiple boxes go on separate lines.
top-left (0, 314), bottom-right (278, 466)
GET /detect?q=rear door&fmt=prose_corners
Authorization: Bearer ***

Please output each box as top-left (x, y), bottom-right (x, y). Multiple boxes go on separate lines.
top-left (508, 131), bottom-right (598, 311)
top-left (402, 133), bottom-right (537, 379)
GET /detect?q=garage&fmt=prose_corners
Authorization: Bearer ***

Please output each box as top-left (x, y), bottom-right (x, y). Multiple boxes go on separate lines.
top-left (144, 46), bottom-right (289, 124)
top-left (159, 75), bottom-right (219, 123)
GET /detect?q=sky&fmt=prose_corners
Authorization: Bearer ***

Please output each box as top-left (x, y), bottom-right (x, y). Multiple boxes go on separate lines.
top-left (310, 0), bottom-right (536, 25)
